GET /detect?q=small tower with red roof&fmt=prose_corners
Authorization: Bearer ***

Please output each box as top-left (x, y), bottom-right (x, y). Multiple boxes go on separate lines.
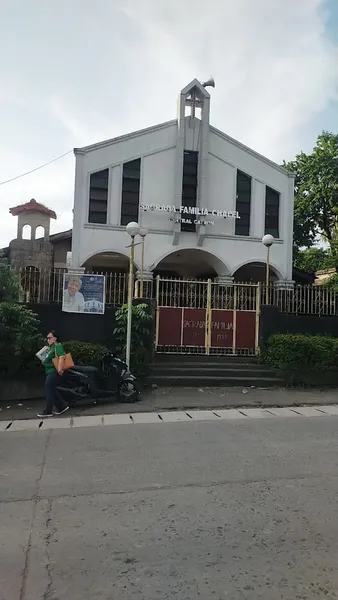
top-left (9, 198), bottom-right (56, 241)
top-left (8, 199), bottom-right (56, 271)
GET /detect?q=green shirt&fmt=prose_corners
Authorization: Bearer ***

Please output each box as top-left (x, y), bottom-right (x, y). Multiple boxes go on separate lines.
top-left (44, 343), bottom-right (66, 375)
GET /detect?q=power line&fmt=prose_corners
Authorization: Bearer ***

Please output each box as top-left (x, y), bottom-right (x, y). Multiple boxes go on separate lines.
top-left (0, 150), bottom-right (73, 187)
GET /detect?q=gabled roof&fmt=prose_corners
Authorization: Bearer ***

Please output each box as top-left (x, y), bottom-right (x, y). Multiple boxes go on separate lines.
top-left (74, 120), bottom-right (177, 154)
top-left (209, 125), bottom-right (294, 177)
top-left (73, 113), bottom-right (294, 177)
top-left (9, 198), bottom-right (56, 219)
top-left (180, 79), bottom-right (211, 99)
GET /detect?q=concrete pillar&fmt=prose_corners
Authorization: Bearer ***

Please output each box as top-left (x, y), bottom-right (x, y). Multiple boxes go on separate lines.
top-left (214, 275), bottom-right (234, 286)
top-left (67, 266), bottom-right (85, 275)
top-left (108, 164), bottom-right (122, 226)
top-left (135, 270), bottom-right (153, 298)
top-left (274, 280), bottom-right (295, 290)
top-left (251, 180), bottom-right (265, 238)
top-left (71, 153), bottom-right (85, 268)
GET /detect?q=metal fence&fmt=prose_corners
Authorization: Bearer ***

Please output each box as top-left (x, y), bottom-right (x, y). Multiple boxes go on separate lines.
top-left (18, 267), bottom-right (129, 306)
top-left (155, 277), bottom-right (259, 311)
top-left (15, 267), bottom-right (338, 316)
top-left (155, 277), bottom-right (338, 316)
top-left (264, 284), bottom-right (337, 316)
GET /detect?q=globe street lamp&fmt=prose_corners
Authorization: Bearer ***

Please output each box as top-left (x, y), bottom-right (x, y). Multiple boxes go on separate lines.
top-left (139, 227), bottom-right (148, 297)
top-left (262, 234), bottom-right (275, 304)
top-left (126, 221), bottom-right (140, 368)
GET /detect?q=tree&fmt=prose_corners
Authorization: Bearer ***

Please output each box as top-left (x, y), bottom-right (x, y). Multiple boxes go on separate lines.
top-left (113, 303), bottom-right (153, 376)
top-left (293, 247), bottom-right (334, 273)
top-left (0, 254), bottom-right (42, 374)
top-left (0, 255), bottom-right (20, 302)
top-left (284, 131), bottom-right (338, 263)
top-left (0, 303), bottom-right (43, 374)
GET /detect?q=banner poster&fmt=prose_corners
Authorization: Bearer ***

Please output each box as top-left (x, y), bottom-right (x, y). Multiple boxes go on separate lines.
top-left (62, 273), bottom-right (105, 314)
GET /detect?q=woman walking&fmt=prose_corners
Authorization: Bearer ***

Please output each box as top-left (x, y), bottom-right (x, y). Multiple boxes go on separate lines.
top-left (37, 331), bottom-right (69, 418)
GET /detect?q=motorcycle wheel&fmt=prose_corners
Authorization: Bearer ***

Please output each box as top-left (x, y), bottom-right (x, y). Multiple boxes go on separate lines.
top-left (117, 381), bottom-right (140, 403)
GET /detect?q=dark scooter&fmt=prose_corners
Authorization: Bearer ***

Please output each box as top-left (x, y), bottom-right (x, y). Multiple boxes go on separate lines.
top-left (56, 351), bottom-right (139, 406)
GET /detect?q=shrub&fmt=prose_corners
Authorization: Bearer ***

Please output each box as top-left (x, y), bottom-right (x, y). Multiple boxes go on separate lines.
top-left (0, 260), bottom-right (19, 302)
top-left (322, 273), bottom-right (338, 291)
top-left (0, 302), bottom-right (43, 375)
top-left (114, 303), bottom-right (153, 376)
top-left (63, 341), bottom-right (108, 367)
top-left (261, 333), bottom-right (338, 371)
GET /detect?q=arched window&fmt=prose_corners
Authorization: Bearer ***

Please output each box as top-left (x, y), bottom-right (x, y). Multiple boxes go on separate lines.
top-left (22, 224), bottom-right (32, 240)
top-left (35, 226), bottom-right (45, 239)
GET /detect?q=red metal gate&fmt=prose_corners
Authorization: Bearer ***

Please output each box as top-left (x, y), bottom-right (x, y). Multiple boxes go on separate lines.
top-left (155, 277), bottom-right (260, 355)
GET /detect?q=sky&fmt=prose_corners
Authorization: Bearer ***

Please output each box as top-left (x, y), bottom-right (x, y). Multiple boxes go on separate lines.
top-left (0, 0), bottom-right (337, 247)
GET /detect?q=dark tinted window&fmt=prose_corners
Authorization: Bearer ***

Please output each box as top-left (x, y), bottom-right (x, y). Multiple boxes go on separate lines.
top-left (181, 151), bottom-right (198, 232)
top-left (265, 186), bottom-right (280, 238)
top-left (120, 159), bottom-right (141, 226)
top-left (235, 170), bottom-right (251, 236)
top-left (88, 169), bottom-right (109, 224)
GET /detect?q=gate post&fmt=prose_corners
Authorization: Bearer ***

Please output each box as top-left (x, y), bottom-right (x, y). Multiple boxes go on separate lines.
top-left (155, 275), bottom-right (160, 351)
top-left (255, 283), bottom-right (261, 354)
top-left (205, 279), bottom-right (212, 355)
top-left (232, 285), bottom-right (237, 355)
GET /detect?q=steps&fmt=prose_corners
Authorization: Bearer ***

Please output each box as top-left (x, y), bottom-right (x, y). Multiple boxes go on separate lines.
top-left (147, 354), bottom-right (284, 387)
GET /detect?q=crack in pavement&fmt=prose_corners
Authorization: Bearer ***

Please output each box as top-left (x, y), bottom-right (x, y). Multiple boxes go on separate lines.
top-left (43, 498), bottom-right (58, 600)
top-left (19, 430), bottom-right (51, 600)
top-left (4, 471), bottom-right (338, 510)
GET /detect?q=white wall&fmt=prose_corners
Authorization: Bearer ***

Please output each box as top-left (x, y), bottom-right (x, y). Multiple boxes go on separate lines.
top-left (71, 122), bottom-right (177, 266)
top-left (207, 155), bottom-right (236, 236)
top-left (71, 117), bottom-right (294, 281)
top-left (139, 148), bottom-right (176, 232)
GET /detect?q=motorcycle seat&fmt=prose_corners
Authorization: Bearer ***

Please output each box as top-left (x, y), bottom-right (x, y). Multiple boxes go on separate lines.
top-left (71, 365), bottom-right (98, 374)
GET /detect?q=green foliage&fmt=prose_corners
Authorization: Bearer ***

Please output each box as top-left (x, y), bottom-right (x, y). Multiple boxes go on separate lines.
top-left (293, 247), bottom-right (335, 273)
top-left (261, 334), bottom-right (338, 371)
top-left (0, 302), bottom-right (43, 375)
top-left (284, 131), bottom-right (338, 258)
top-left (321, 273), bottom-right (338, 291)
top-left (114, 303), bottom-right (153, 376)
top-left (63, 341), bottom-right (108, 366)
top-left (0, 259), bottom-right (20, 302)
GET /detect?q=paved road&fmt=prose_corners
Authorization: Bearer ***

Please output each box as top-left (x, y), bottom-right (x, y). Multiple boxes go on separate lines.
top-left (1, 413), bottom-right (338, 599)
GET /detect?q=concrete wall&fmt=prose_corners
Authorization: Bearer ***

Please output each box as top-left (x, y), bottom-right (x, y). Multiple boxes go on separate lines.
top-left (53, 238), bottom-right (72, 269)
top-left (260, 305), bottom-right (338, 344)
top-left (9, 239), bottom-right (53, 270)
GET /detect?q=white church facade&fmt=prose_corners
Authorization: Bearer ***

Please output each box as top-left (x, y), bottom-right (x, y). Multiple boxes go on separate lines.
top-left (71, 79), bottom-right (294, 285)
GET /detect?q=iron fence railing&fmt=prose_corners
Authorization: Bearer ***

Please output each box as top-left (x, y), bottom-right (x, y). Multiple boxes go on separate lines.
top-left (14, 267), bottom-right (338, 316)
top-left (262, 284), bottom-right (337, 316)
top-left (18, 267), bottom-right (129, 306)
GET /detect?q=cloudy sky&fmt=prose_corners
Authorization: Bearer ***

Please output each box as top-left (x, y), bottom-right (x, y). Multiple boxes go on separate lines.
top-left (0, 0), bottom-right (337, 247)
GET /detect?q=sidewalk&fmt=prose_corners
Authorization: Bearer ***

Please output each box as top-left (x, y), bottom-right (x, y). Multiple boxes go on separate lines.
top-left (1, 385), bottom-right (337, 421)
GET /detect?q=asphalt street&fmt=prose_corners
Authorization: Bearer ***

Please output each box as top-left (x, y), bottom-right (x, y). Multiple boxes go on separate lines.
top-left (1, 413), bottom-right (338, 599)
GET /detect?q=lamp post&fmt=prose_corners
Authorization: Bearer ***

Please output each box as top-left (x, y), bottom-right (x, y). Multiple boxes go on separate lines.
top-left (139, 227), bottom-right (148, 298)
top-left (125, 221), bottom-right (140, 368)
top-left (262, 234), bottom-right (275, 304)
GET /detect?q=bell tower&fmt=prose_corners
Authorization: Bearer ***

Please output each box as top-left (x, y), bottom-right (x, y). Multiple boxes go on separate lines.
top-left (8, 199), bottom-right (56, 270)
top-left (173, 78), bottom-right (215, 245)
top-left (176, 78), bottom-right (213, 125)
